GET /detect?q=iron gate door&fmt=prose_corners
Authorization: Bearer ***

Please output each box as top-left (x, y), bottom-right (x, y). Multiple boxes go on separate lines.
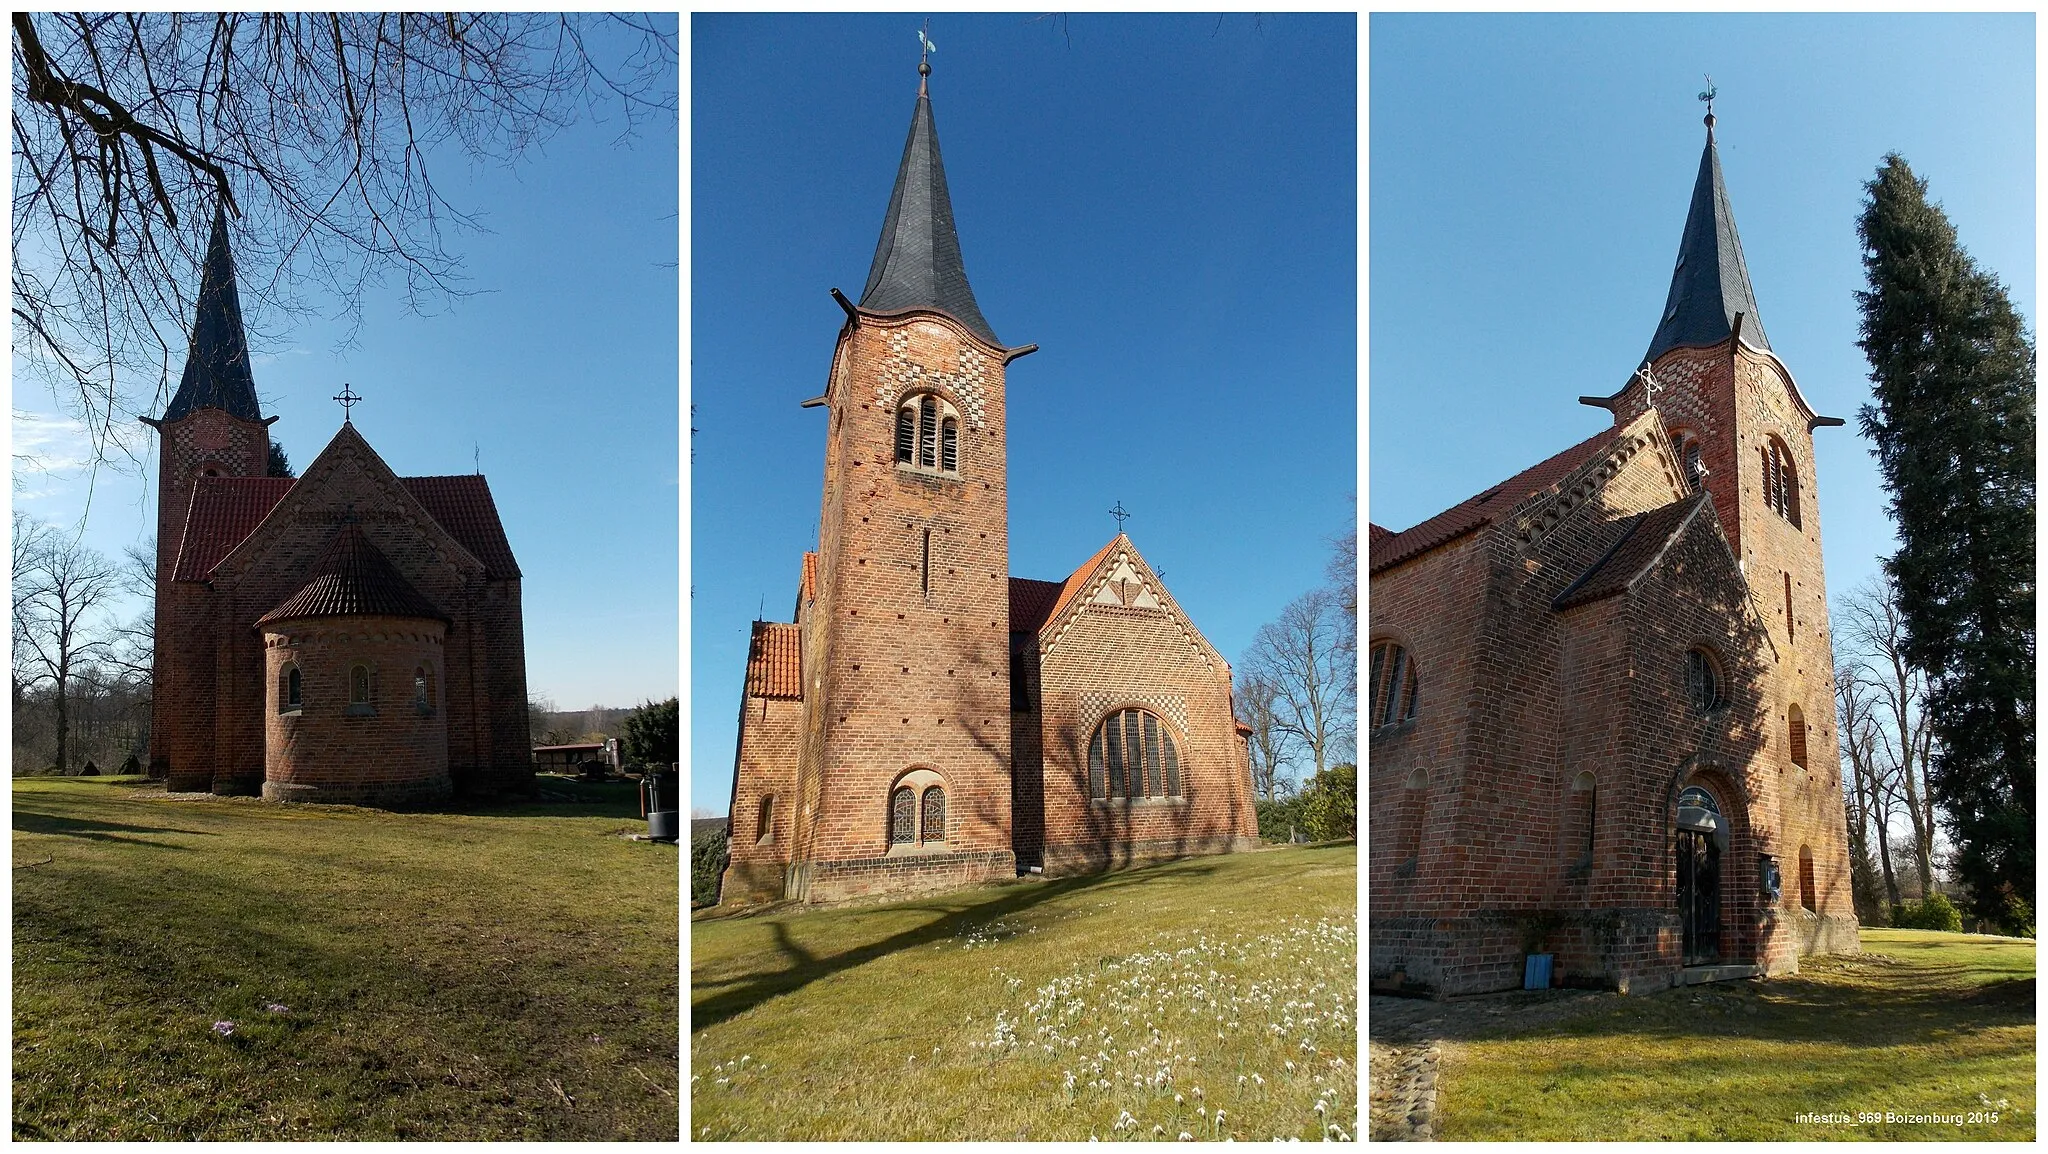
top-left (1677, 828), bottom-right (1721, 965)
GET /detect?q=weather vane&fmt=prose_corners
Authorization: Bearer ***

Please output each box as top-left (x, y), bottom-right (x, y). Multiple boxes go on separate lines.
top-left (1110, 499), bottom-right (1130, 531)
top-left (1698, 75), bottom-right (1717, 123)
top-left (333, 382), bottom-right (361, 423)
top-left (917, 21), bottom-right (936, 92)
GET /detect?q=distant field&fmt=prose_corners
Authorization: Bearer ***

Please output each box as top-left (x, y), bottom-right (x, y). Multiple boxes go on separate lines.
top-left (1436, 929), bottom-right (2035, 1141)
top-left (691, 843), bottom-right (1357, 1141)
top-left (13, 776), bottom-right (679, 1140)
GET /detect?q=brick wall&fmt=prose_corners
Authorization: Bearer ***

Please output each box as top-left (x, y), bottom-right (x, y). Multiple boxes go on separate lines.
top-left (724, 693), bottom-right (802, 903)
top-left (796, 314), bottom-right (1017, 891)
top-left (1370, 393), bottom-right (1854, 998)
top-left (1030, 543), bottom-right (1257, 874)
top-left (261, 614), bottom-right (452, 806)
top-left (154, 421), bottom-right (529, 806)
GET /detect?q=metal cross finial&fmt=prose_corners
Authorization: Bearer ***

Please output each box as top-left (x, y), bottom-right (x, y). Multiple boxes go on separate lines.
top-left (1110, 500), bottom-right (1130, 531)
top-left (333, 382), bottom-right (361, 422)
top-left (1635, 361), bottom-right (1661, 409)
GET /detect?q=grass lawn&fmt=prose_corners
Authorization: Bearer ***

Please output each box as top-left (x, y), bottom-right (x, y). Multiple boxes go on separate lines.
top-left (1437, 929), bottom-right (2035, 1141)
top-left (13, 775), bottom-right (679, 1140)
top-left (690, 843), bottom-right (1357, 1141)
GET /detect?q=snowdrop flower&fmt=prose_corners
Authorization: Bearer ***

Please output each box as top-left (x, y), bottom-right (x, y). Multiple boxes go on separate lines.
top-left (1284, 1060), bottom-right (1295, 1072)
top-left (1178, 1133), bottom-right (1194, 1142)
top-left (211, 1020), bottom-right (236, 1037)
top-left (263, 1003), bottom-right (289, 1014)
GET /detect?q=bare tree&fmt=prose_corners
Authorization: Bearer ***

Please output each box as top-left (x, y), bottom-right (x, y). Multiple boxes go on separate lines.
top-left (1233, 670), bottom-right (1298, 801)
top-left (13, 514), bottom-right (122, 772)
top-left (1836, 660), bottom-right (1901, 911)
top-left (1836, 574), bottom-right (1939, 900)
top-left (13, 13), bottom-right (676, 474)
top-left (1241, 587), bottom-right (1356, 780)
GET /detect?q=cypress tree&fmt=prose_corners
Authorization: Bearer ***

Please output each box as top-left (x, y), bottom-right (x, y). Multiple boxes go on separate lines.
top-left (1854, 154), bottom-right (2035, 931)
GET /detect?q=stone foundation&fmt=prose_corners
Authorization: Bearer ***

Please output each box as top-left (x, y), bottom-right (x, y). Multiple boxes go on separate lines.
top-left (1041, 834), bottom-right (1258, 877)
top-left (795, 849), bottom-right (1017, 905)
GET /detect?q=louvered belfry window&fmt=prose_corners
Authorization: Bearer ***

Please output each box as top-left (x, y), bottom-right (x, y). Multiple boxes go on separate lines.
top-left (890, 786), bottom-right (917, 844)
top-left (1761, 437), bottom-right (1801, 527)
top-left (895, 394), bottom-right (961, 476)
top-left (921, 787), bottom-right (946, 844)
top-left (917, 397), bottom-right (938, 467)
top-left (1088, 708), bottom-right (1182, 800)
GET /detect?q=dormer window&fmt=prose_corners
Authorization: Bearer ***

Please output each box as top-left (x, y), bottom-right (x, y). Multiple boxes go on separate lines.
top-left (894, 393), bottom-right (961, 477)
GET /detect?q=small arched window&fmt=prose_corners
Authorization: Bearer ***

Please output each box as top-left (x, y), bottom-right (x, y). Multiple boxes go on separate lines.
top-left (413, 664), bottom-right (437, 712)
top-left (1761, 436), bottom-right (1801, 527)
top-left (890, 786), bottom-right (916, 843)
top-left (350, 665), bottom-right (371, 705)
top-left (1788, 704), bottom-right (1808, 768)
top-left (1088, 708), bottom-right (1181, 799)
top-left (921, 787), bottom-right (946, 844)
top-left (279, 663), bottom-right (303, 713)
top-left (1798, 845), bottom-right (1816, 911)
top-left (757, 794), bottom-right (775, 844)
top-left (893, 394), bottom-right (962, 476)
top-left (1672, 430), bottom-right (1706, 490)
top-left (1684, 647), bottom-right (1723, 712)
top-left (1368, 641), bottom-right (1419, 730)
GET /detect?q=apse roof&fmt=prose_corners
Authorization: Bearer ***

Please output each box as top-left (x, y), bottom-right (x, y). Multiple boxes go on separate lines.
top-left (256, 520), bottom-right (448, 626)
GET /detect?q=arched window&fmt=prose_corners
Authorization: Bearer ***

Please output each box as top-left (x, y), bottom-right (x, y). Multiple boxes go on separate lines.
top-left (921, 787), bottom-right (946, 844)
top-left (1368, 641), bottom-right (1419, 730)
top-left (1761, 436), bottom-right (1801, 527)
top-left (1672, 430), bottom-right (1706, 490)
top-left (1087, 708), bottom-right (1182, 799)
top-left (893, 394), bottom-right (962, 476)
top-left (1684, 647), bottom-right (1723, 712)
top-left (278, 663), bottom-right (303, 713)
top-left (1788, 704), bottom-right (1807, 768)
top-left (1798, 845), bottom-right (1816, 911)
top-left (757, 794), bottom-right (775, 844)
top-left (350, 665), bottom-right (371, 704)
top-left (890, 786), bottom-right (916, 843)
top-left (413, 664), bottom-right (437, 712)
top-left (1569, 771), bottom-right (1597, 867)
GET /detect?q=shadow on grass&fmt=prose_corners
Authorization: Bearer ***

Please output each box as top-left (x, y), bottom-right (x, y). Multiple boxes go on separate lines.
top-left (13, 809), bottom-right (217, 846)
top-left (691, 858), bottom-right (1226, 1032)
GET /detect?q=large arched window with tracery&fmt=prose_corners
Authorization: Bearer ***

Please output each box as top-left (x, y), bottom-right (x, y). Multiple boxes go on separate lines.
top-left (894, 393), bottom-right (961, 476)
top-left (1088, 708), bottom-right (1182, 800)
top-left (887, 769), bottom-right (950, 848)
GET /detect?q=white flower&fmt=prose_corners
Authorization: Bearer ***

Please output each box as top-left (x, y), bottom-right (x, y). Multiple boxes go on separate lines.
top-left (1178, 1133), bottom-right (1194, 1142)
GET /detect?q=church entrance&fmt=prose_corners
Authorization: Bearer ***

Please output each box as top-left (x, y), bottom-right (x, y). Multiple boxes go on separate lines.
top-left (1676, 785), bottom-right (1723, 965)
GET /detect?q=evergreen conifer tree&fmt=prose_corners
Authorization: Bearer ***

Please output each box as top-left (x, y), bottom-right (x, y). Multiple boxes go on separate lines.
top-left (1854, 154), bottom-right (2035, 930)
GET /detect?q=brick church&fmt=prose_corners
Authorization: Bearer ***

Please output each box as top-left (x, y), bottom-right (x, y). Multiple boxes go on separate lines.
top-left (146, 205), bottom-right (532, 807)
top-left (719, 62), bottom-right (1259, 905)
top-left (1368, 111), bottom-right (1859, 996)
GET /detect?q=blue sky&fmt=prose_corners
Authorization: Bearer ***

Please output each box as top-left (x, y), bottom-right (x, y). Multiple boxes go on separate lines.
top-left (12, 20), bottom-right (679, 712)
top-left (689, 13), bottom-right (1358, 814)
top-left (1370, 12), bottom-right (2035, 644)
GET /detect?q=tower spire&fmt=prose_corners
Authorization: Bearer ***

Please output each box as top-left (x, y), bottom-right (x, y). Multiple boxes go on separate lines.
top-left (1642, 100), bottom-right (1769, 365)
top-left (163, 201), bottom-right (263, 421)
top-left (857, 37), bottom-right (1000, 348)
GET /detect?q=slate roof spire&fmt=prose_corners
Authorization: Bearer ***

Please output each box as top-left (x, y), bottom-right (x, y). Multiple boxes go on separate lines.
top-left (857, 55), bottom-right (1001, 348)
top-left (1642, 109), bottom-right (1771, 365)
top-left (164, 202), bottom-right (263, 422)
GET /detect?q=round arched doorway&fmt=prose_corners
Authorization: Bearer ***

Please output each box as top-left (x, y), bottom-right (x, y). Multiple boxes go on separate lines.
top-left (1676, 784), bottom-right (1726, 965)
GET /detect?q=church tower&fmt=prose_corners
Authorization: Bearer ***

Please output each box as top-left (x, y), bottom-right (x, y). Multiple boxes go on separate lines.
top-left (142, 205), bottom-right (276, 569)
top-left (1587, 107), bottom-right (1855, 955)
top-left (787, 58), bottom-right (1035, 901)
top-left (142, 204), bottom-right (277, 786)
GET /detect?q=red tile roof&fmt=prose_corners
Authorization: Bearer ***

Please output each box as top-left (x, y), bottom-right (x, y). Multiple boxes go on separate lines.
top-left (402, 476), bottom-right (520, 580)
top-left (1008, 577), bottom-right (1064, 634)
top-left (1369, 425), bottom-right (1624, 575)
top-left (172, 476), bottom-right (295, 581)
top-left (172, 473), bottom-right (521, 583)
top-left (1553, 493), bottom-right (1712, 610)
top-left (256, 521), bottom-right (449, 626)
top-left (745, 620), bottom-right (803, 699)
